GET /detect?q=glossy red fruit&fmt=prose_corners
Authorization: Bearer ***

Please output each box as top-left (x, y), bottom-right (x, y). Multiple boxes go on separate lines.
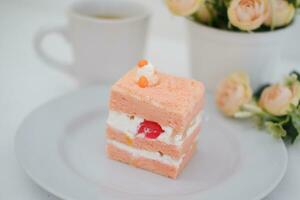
top-left (137, 120), bottom-right (164, 139)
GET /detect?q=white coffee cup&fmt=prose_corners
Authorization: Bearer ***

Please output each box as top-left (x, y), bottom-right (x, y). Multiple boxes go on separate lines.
top-left (34, 0), bottom-right (150, 84)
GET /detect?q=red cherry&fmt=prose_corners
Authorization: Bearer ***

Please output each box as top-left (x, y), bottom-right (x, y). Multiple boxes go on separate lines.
top-left (137, 120), bottom-right (164, 139)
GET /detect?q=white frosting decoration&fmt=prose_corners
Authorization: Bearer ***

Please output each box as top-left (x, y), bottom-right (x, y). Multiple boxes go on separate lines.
top-left (107, 139), bottom-right (184, 167)
top-left (106, 111), bottom-right (202, 146)
top-left (135, 61), bottom-right (158, 86)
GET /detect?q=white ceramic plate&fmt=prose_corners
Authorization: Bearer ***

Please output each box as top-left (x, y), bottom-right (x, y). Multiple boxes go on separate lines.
top-left (15, 86), bottom-right (288, 200)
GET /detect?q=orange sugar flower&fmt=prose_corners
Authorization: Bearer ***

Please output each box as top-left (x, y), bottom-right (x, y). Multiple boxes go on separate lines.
top-left (138, 59), bottom-right (148, 68)
top-left (138, 76), bottom-right (149, 88)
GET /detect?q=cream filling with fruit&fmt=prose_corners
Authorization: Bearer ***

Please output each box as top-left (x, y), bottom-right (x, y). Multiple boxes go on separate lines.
top-left (106, 110), bottom-right (202, 146)
top-left (108, 136), bottom-right (199, 167)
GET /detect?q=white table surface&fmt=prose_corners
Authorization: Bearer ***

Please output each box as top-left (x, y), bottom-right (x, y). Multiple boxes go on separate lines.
top-left (1, 0), bottom-right (300, 199)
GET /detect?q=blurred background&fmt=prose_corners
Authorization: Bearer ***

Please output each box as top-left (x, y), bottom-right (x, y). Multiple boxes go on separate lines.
top-left (1, 0), bottom-right (300, 199)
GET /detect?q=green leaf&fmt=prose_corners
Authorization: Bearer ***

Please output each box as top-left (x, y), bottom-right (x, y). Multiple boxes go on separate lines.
top-left (253, 115), bottom-right (265, 129)
top-left (265, 121), bottom-right (287, 138)
top-left (223, 0), bottom-right (231, 7)
top-left (206, 0), bottom-right (229, 29)
top-left (253, 84), bottom-right (271, 101)
top-left (284, 73), bottom-right (298, 86)
top-left (289, 70), bottom-right (300, 81)
top-left (253, 110), bottom-right (285, 129)
top-left (288, 106), bottom-right (300, 143)
top-left (287, 0), bottom-right (297, 7)
top-left (282, 118), bottom-right (299, 144)
top-left (291, 113), bottom-right (300, 133)
top-left (264, 115), bottom-right (290, 139)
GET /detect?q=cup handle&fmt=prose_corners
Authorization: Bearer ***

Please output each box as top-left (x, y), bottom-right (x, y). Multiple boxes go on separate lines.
top-left (34, 26), bottom-right (74, 76)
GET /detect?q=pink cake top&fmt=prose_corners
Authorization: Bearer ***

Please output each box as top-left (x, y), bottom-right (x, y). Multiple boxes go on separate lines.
top-left (111, 67), bottom-right (205, 115)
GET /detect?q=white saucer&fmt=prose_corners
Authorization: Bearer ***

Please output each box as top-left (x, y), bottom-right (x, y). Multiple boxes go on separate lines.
top-left (15, 86), bottom-right (288, 200)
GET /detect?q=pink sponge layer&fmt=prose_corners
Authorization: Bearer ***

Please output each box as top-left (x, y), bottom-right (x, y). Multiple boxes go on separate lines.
top-left (109, 69), bottom-right (205, 132)
top-left (106, 142), bottom-right (196, 179)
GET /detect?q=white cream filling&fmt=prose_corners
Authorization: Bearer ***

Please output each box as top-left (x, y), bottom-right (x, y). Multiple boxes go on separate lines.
top-left (106, 111), bottom-right (202, 146)
top-left (107, 139), bottom-right (183, 167)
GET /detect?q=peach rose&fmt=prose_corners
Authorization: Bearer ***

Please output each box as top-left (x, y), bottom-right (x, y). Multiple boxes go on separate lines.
top-left (228, 0), bottom-right (270, 31)
top-left (259, 84), bottom-right (293, 116)
top-left (165, 0), bottom-right (200, 16)
top-left (216, 72), bottom-right (252, 116)
top-left (195, 0), bottom-right (214, 24)
top-left (264, 0), bottom-right (295, 28)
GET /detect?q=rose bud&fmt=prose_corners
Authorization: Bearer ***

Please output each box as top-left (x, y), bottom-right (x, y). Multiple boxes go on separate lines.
top-left (228, 0), bottom-right (270, 31)
top-left (165, 0), bottom-right (200, 16)
top-left (216, 72), bottom-right (252, 116)
top-left (195, 0), bottom-right (215, 24)
top-left (259, 84), bottom-right (293, 116)
top-left (264, 0), bottom-right (295, 28)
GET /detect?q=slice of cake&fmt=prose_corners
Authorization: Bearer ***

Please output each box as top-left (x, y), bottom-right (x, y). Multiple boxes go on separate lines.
top-left (106, 60), bottom-right (205, 179)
